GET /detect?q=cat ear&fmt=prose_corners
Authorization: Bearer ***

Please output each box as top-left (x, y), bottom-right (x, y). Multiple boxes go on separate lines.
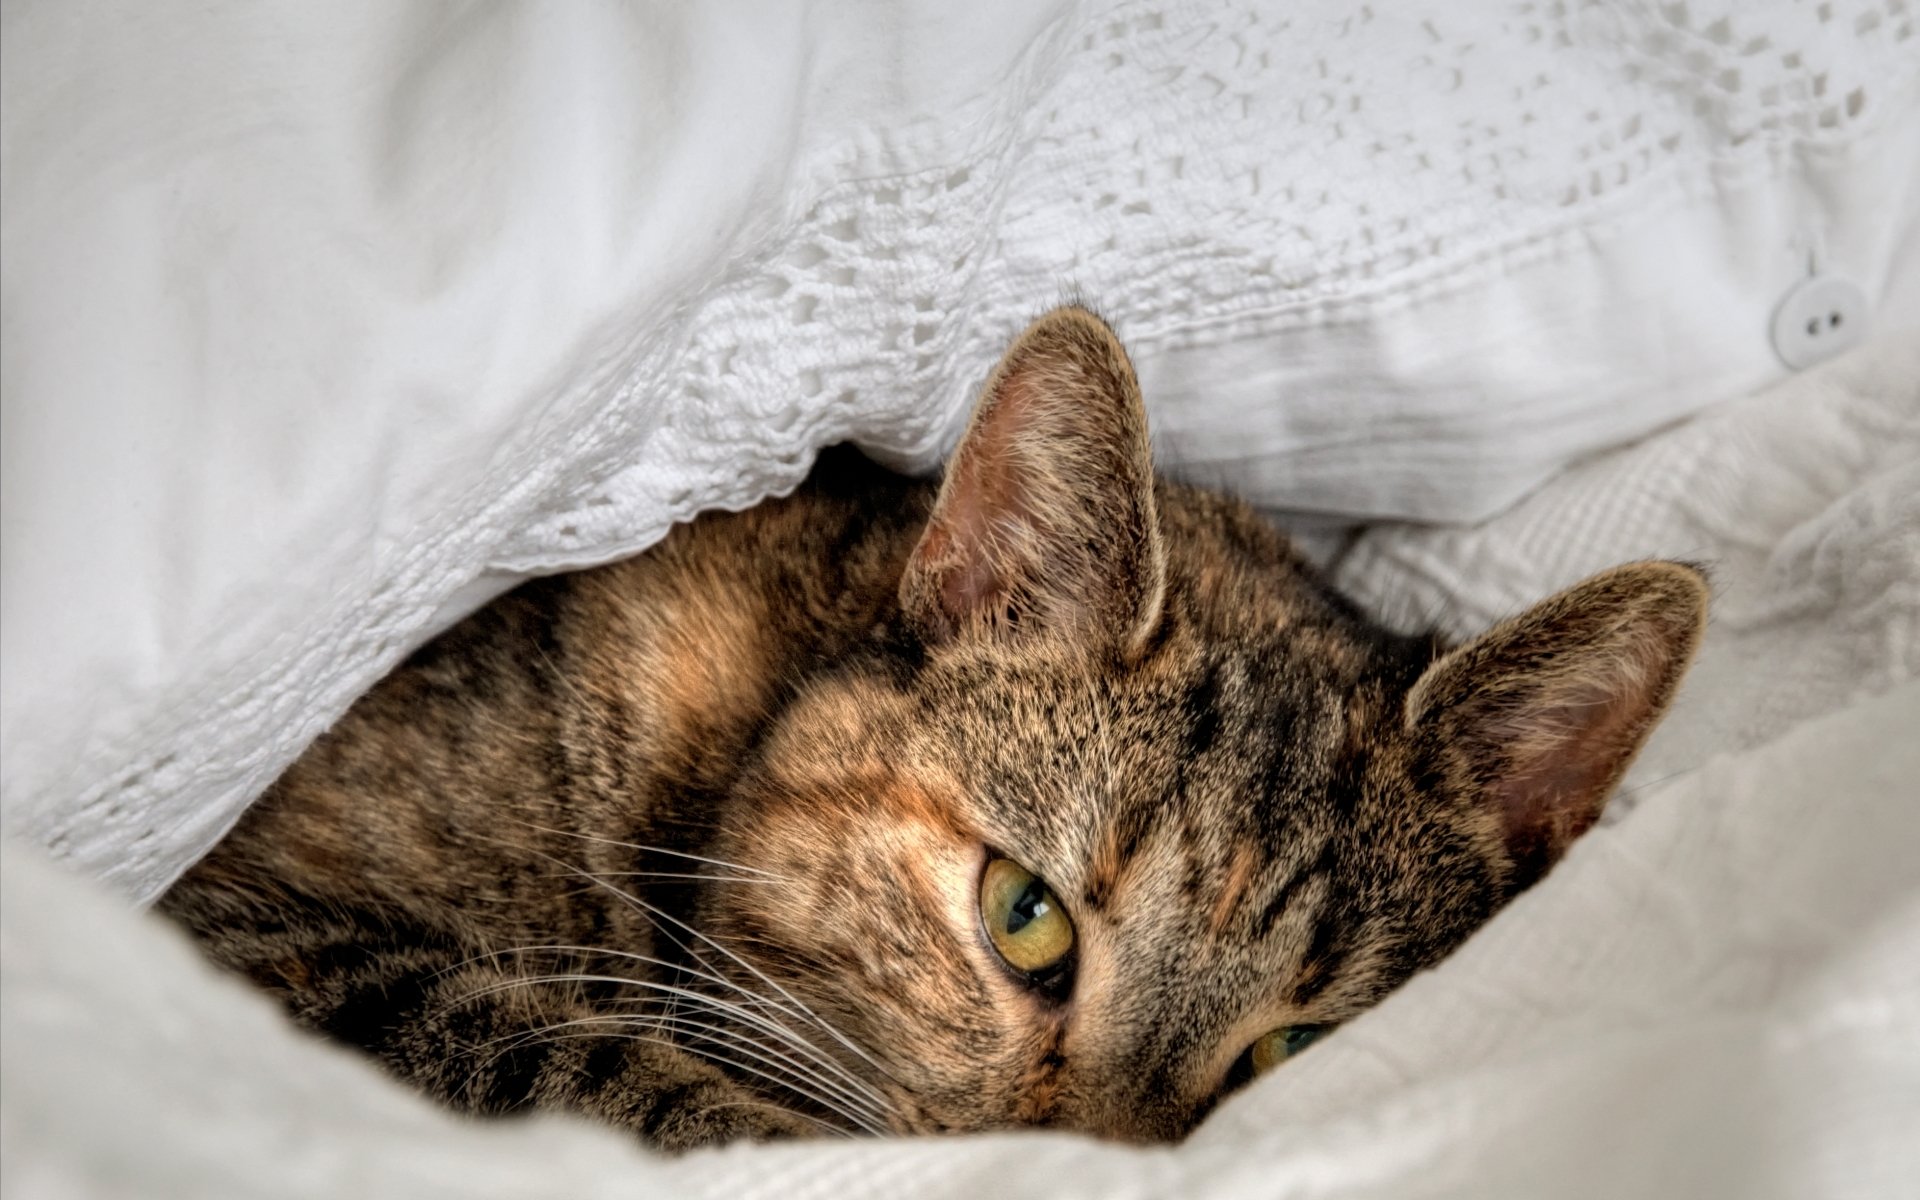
top-left (900, 306), bottom-right (1165, 654)
top-left (1406, 562), bottom-right (1709, 889)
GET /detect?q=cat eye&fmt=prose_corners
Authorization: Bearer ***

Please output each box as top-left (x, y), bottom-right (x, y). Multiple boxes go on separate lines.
top-left (1248, 1025), bottom-right (1326, 1075)
top-left (979, 857), bottom-right (1075, 980)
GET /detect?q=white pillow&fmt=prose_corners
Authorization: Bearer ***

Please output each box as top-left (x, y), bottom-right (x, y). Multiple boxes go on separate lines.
top-left (3, 0), bottom-right (1917, 900)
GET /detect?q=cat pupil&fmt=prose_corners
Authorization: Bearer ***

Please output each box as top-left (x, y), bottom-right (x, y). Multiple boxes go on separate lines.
top-left (1007, 881), bottom-right (1049, 933)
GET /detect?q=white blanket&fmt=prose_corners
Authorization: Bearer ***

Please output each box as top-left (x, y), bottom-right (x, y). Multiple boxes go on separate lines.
top-left (4, 335), bottom-right (1916, 1198)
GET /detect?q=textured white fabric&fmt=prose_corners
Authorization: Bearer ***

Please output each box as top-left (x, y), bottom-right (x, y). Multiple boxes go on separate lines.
top-left (1334, 324), bottom-right (1920, 798)
top-left (5, 328), bottom-right (1917, 1200)
top-left (3, 0), bottom-right (1918, 902)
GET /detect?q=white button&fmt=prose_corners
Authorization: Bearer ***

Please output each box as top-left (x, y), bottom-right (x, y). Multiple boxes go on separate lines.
top-left (1770, 275), bottom-right (1869, 370)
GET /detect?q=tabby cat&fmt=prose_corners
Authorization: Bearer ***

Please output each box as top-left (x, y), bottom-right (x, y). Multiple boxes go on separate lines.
top-left (162, 307), bottom-right (1708, 1149)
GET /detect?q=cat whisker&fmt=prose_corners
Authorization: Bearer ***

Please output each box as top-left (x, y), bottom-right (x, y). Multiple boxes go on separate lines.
top-left (524, 851), bottom-right (898, 1085)
top-left (1612, 762), bottom-right (1707, 800)
top-left (476, 944), bottom-right (890, 1106)
top-left (506, 819), bottom-right (791, 881)
top-left (465, 967), bottom-right (892, 1114)
top-left (482, 1011), bottom-right (891, 1133)
top-left (464, 1004), bottom-right (888, 1137)
top-left (585, 875), bottom-right (896, 1082)
top-left (599, 1005), bottom-right (888, 1118)
top-left (480, 937), bottom-right (886, 1103)
top-left (519, 868), bottom-right (785, 886)
top-left (591, 871), bottom-right (786, 886)
top-left (483, 1025), bottom-right (884, 1137)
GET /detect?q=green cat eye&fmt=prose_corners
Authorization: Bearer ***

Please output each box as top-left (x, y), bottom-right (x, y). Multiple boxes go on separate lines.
top-left (979, 857), bottom-right (1075, 976)
top-left (1249, 1025), bottom-right (1326, 1075)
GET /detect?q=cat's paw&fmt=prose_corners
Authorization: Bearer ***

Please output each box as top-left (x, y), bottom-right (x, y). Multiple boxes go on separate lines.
top-left (647, 1087), bottom-right (826, 1151)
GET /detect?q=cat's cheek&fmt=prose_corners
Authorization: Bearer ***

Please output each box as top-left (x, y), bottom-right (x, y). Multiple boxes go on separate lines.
top-left (720, 767), bottom-right (982, 951)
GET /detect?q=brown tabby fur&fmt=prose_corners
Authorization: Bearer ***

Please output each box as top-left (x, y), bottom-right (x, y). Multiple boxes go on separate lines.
top-left (162, 308), bottom-right (1709, 1150)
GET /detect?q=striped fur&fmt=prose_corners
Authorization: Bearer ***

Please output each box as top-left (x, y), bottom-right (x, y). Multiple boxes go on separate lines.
top-left (162, 308), bottom-right (1707, 1149)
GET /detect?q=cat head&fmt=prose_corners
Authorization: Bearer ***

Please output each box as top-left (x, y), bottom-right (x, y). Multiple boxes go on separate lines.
top-left (700, 308), bottom-right (1707, 1140)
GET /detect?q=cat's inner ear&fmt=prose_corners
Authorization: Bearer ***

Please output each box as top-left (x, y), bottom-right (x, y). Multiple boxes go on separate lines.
top-left (1406, 562), bottom-right (1710, 890)
top-left (900, 306), bottom-right (1165, 654)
